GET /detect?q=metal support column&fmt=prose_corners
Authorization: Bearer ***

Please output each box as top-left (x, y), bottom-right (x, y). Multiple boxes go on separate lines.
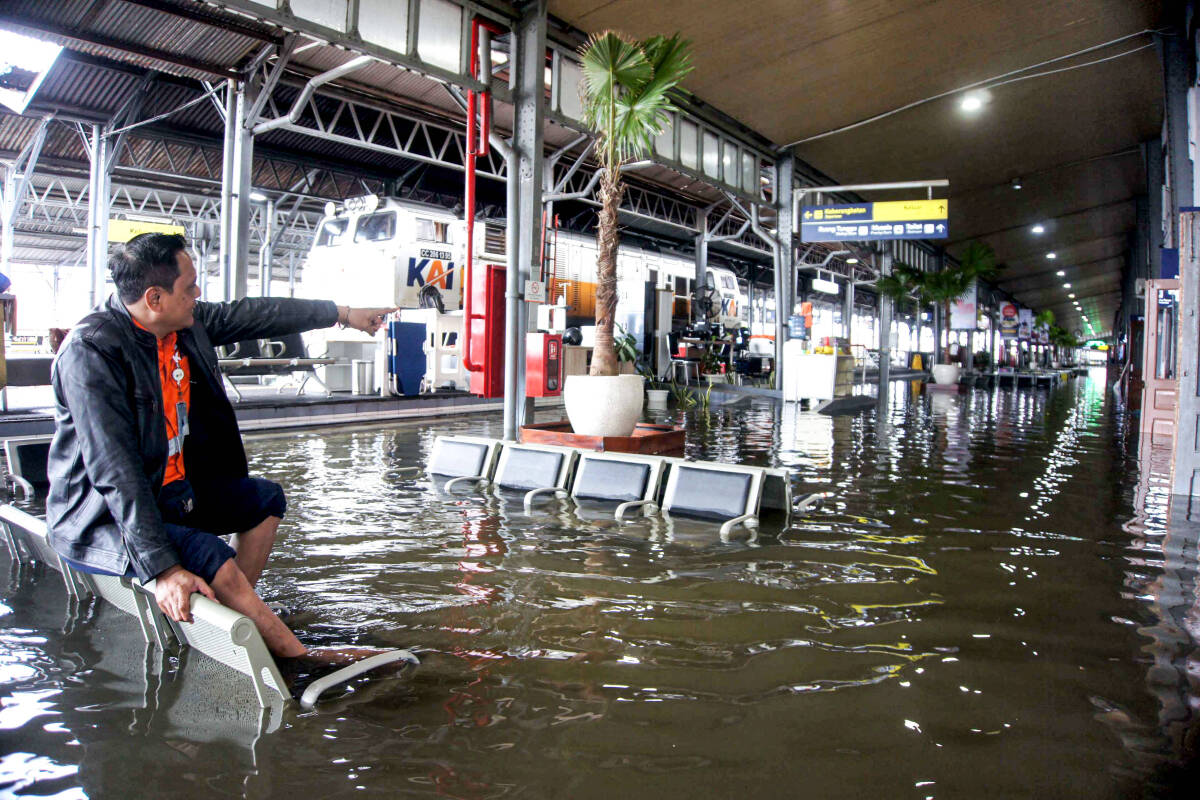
top-left (218, 80), bottom-right (237, 301)
top-left (694, 212), bottom-right (707, 323)
top-left (87, 124), bottom-right (110, 306)
top-left (877, 245), bottom-right (893, 411)
top-left (228, 80), bottom-right (257, 300)
top-left (842, 279), bottom-right (854, 341)
top-left (504, 0), bottom-right (547, 440)
top-left (2, 116), bottom-right (50, 292)
top-left (288, 251), bottom-right (296, 297)
top-left (259, 197), bottom-right (274, 297)
top-left (775, 154), bottom-right (795, 390)
top-left (933, 251), bottom-right (945, 364)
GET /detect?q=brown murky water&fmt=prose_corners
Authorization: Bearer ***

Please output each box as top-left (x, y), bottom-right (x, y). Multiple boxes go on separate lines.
top-left (3, 371), bottom-right (1200, 798)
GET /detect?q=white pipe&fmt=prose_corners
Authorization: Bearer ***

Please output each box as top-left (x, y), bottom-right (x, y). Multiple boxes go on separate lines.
top-left (252, 56), bottom-right (374, 136)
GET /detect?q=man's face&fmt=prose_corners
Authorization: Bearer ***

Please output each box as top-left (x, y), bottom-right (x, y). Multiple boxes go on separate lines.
top-left (153, 251), bottom-right (200, 331)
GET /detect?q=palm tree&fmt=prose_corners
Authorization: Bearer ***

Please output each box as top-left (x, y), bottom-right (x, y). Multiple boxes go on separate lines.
top-left (580, 31), bottom-right (692, 376)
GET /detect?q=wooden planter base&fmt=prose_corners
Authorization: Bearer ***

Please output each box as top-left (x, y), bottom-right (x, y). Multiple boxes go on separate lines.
top-left (519, 420), bottom-right (685, 455)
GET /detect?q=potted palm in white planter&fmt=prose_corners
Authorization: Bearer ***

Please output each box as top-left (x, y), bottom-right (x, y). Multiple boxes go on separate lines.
top-left (562, 31), bottom-right (693, 437)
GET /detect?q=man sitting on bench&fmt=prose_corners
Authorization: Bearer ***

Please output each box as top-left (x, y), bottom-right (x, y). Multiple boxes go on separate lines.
top-left (46, 232), bottom-right (394, 668)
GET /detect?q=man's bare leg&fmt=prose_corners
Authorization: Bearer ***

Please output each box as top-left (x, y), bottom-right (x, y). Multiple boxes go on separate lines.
top-left (207, 560), bottom-right (386, 665)
top-left (209, 558), bottom-right (306, 658)
top-left (230, 515), bottom-right (280, 587)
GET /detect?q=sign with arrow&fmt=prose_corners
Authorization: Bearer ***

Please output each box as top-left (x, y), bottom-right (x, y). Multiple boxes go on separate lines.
top-left (800, 199), bottom-right (948, 243)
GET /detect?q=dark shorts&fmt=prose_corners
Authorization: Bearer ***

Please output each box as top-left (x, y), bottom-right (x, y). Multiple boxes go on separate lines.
top-left (66, 476), bottom-right (286, 584)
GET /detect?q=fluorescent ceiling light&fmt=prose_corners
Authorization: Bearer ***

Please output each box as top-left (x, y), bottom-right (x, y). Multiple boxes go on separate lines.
top-left (1046, 252), bottom-right (1057, 259)
top-left (1055, 270), bottom-right (1065, 276)
top-left (249, 190), bottom-right (268, 202)
top-left (1068, 293), bottom-right (1075, 298)
top-left (1063, 283), bottom-right (1071, 289)
top-left (0, 30), bottom-right (63, 114)
top-left (1031, 224), bottom-right (1045, 234)
top-left (846, 257), bottom-right (859, 264)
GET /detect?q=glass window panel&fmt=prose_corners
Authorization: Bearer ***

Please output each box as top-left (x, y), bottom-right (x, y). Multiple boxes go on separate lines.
top-left (742, 151), bottom-right (758, 194)
top-left (316, 218), bottom-right (349, 247)
top-left (721, 140), bottom-right (737, 185)
top-left (416, 217), bottom-right (450, 243)
top-left (558, 58), bottom-right (584, 120)
top-left (417, 0), bottom-right (462, 73)
top-left (290, 0), bottom-right (348, 31)
top-left (654, 114), bottom-right (674, 158)
top-left (354, 211), bottom-right (396, 243)
top-left (359, 0), bottom-right (409, 53)
top-left (679, 119), bottom-right (698, 169)
top-left (702, 131), bottom-right (719, 178)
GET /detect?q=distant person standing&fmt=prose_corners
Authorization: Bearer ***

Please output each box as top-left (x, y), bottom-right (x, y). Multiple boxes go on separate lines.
top-left (47, 232), bottom-right (395, 666)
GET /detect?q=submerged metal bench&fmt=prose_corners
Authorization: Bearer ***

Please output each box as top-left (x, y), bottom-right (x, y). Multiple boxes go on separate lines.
top-left (427, 435), bottom-right (502, 491)
top-left (565, 451), bottom-right (666, 522)
top-left (3, 435), bottom-right (51, 498)
top-left (658, 461), bottom-right (766, 537)
top-left (0, 504), bottom-right (416, 712)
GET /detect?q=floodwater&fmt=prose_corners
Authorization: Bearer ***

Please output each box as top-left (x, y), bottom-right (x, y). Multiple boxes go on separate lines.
top-left (3, 372), bottom-right (1200, 798)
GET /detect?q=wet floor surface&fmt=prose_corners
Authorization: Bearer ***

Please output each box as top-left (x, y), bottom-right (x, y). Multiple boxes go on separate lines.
top-left (2, 371), bottom-right (1200, 798)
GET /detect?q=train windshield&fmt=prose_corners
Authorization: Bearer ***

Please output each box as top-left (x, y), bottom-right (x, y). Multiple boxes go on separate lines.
top-left (416, 217), bottom-right (450, 243)
top-left (354, 211), bottom-right (396, 243)
top-left (316, 218), bottom-right (349, 247)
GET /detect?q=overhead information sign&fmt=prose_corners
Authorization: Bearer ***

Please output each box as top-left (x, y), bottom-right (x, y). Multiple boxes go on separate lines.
top-left (800, 199), bottom-right (948, 242)
top-left (108, 219), bottom-right (186, 243)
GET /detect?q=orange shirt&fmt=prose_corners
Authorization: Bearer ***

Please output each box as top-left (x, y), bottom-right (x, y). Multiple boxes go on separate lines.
top-left (133, 320), bottom-right (191, 485)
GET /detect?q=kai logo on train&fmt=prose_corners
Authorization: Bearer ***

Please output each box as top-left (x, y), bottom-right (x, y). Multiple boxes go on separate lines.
top-left (407, 252), bottom-right (455, 289)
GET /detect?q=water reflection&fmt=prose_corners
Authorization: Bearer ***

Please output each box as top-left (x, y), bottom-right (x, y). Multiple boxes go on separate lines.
top-left (2, 377), bottom-right (1200, 796)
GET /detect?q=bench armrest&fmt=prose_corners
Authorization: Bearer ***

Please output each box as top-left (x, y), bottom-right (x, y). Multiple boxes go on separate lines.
top-left (300, 649), bottom-right (419, 709)
top-left (794, 492), bottom-right (830, 514)
top-left (444, 475), bottom-right (488, 492)
top-left (718, 513), bottom-right (758, 537)
top-left (614, 499), bottom-right (657, 523)
top-left (523, 486), bottom-right (566, 513)
top-left (7, 473), bottom-right (33, 499)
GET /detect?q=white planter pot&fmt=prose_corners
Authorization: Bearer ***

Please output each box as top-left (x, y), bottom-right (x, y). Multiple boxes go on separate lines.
top-left (931, 364), bottom-right (961, 385)
top-left (646, 388), bottom-right (669, 408)
top-left (563, 374), bottom-right (645, 437)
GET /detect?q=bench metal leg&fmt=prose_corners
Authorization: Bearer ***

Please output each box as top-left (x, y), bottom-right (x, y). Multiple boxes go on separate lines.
top-left (223, 374), bottom-right (245, 402)
top-left (614, 499), bottom-right (658, 523)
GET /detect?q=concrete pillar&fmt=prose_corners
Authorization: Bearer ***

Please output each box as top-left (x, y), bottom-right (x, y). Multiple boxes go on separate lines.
top-left (1147, 138), bottom-right (1165, 280)
top-left (774, 154), bottom-right (795, 390)
top-left (505, 0), bottom-right (547, 440)
top-left (1174, 209), bottom-right (1200, 497)
top-left (1161, 32), bottom-right (1193, 250)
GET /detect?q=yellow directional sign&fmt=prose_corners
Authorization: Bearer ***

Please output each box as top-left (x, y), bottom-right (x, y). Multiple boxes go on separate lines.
top-left (108, 218), bottom-right (186, 243)
top-left (873, 199), bottom-right (948, 221)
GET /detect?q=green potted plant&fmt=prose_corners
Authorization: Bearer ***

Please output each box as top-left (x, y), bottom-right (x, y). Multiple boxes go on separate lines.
top-left (562, 30), bottom-right (693, 437)
top-left (616, 323), bottom-right (669, 407)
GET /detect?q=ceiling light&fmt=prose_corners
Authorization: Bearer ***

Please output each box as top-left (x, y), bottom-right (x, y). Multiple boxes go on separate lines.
top-left (249, 190), bottom-right (268, 203)
top-left (846, 257), bottom-right (859, 264)
top-left (960, 92), bottom-right (985, 112)
top-left (0, 31), bottom-right (62, 114)
top-left (1046, 252), bottom-right (1057, 259)
top-left (1032, 224), bottom-right (1045, 235)
top-left (1063, 283), bottom-right (1071, 289)
top-left (1055, 270), bottom-right (1065, 276)
top-left (1011, 177), bottom-right (1023, 190)
top-left (1068, 293), bottom-right (1075, 299)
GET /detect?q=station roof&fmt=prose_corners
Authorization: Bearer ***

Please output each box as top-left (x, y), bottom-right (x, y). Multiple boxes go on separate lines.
top-left (551, 0), bottom-right (1164, 336)
top-left (0, 0), bottom-right (1167, 337)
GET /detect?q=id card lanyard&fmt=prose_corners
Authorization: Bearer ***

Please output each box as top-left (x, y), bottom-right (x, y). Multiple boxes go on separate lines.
top-left (165, 345), bottom-right (189, 458)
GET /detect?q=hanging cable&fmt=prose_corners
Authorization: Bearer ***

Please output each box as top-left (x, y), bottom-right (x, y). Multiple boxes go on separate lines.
top-left (784, 28), bottom-right (1167, 148)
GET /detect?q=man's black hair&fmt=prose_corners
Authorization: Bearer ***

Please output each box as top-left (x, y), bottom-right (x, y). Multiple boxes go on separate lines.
top-left (109, 232), bottom-right (188, 305)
